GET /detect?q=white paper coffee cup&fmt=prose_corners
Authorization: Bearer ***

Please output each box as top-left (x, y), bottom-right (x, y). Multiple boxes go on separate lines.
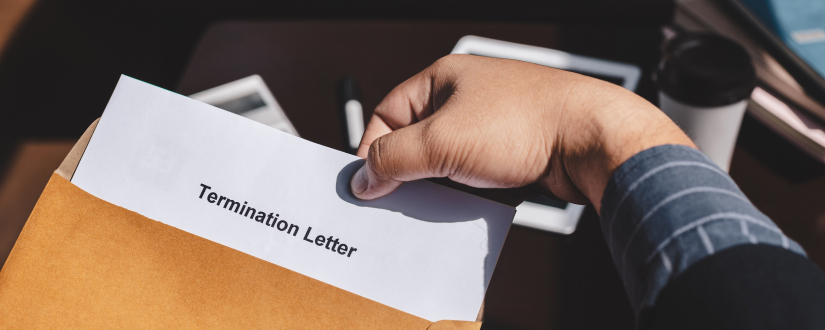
top-left (656, 33), bottom-right (756, 171)
top-left (659, 92), bottom-right (747, 171)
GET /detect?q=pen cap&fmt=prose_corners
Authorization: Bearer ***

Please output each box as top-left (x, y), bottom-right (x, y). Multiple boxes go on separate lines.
top-left (655, 33), bottom-right (756, 107)
top-left (338, 75), bottom-right (361, 103)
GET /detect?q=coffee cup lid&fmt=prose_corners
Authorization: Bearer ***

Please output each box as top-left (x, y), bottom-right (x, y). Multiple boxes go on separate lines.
top-left (655, 33), bottom-right (756, 107)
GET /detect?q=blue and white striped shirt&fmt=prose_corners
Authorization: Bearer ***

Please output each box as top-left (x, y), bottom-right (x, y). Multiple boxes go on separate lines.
top-left (600, 145), bottom-right (806, 314)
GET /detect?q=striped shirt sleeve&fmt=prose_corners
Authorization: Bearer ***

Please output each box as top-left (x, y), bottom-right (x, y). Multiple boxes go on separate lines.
top-left (599, 144), bottom-right (806, 314)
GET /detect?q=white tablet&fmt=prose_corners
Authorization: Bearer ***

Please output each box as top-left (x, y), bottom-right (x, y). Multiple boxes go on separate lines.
top-left (452, 35), bottom-right (641, 91)
top-left (451, 35), bottom-right (642, 234)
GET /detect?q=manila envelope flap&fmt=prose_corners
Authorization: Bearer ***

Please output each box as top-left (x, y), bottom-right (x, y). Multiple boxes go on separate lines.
top-left (0, 119), bottom-right (482, 330)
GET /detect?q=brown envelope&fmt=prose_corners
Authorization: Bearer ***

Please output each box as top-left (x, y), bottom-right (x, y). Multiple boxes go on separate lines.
top-left (0, 120), bottom-right (482, 329)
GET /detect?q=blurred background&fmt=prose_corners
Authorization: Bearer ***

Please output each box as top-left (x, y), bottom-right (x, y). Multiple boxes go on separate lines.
top-left (1, 0), bottom-right (824, 329)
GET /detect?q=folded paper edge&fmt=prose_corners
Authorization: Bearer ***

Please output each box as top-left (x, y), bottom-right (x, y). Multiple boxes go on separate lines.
top-left (56, 118), bottom-right (99, 180)
top-left (427, 320), bottom-right (483, 330)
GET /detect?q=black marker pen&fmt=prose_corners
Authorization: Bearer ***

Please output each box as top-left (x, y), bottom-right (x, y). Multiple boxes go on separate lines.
top-left (337, 75), bottom-right (365, 154)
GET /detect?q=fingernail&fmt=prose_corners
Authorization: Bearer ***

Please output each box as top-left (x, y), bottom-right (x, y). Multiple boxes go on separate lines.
top-left (351, 165), bottom-right (369, 195)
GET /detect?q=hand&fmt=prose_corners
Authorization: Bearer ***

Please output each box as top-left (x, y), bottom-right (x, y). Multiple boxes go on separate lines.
top-left (350, 55), bottom-right (694, 213)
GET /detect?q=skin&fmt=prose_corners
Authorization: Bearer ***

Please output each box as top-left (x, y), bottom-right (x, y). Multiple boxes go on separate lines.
top-left (350, 55), bottom-right (695, 214)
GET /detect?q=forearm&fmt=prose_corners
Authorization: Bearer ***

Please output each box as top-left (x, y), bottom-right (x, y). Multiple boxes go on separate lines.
top-left (352, 54), bottom-right (825, 327)
top-left (644, 244), bottom-right (825, 329)
top-left (599, 145), bottom-right (824, 327)
top-left (550, 80), bottom-right (695, 212)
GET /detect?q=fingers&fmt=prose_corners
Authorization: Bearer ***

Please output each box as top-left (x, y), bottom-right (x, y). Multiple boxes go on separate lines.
top-left (356, 63), bottom-right (441, 158)
top-left (356, 115), bottom-right (392, 158)
top-left (352, 55), bottom-right (465, 199)
top-left (350, 122), bottom-right (441, 200)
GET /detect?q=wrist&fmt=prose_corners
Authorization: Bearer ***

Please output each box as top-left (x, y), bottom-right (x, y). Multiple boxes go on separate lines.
top-left (557, 83), bottom-right (695, 213)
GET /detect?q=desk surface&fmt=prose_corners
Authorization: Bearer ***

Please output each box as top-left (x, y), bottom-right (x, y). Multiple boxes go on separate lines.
top-left (177, 22), bottom-right (565, 151)
top-left (176, 21), bottom-right (825, 330)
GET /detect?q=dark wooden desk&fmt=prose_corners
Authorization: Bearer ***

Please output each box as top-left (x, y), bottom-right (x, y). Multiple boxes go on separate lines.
top-left (175, 21), bottom-right (825, 330)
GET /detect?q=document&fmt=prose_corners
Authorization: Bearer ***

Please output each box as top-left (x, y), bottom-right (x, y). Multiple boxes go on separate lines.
top-left (71, 76), bottom-right (515, 322)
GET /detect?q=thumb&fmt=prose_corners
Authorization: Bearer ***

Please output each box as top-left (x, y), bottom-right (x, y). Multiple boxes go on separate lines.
top-left (350, 122), bottom-right (440, 200)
